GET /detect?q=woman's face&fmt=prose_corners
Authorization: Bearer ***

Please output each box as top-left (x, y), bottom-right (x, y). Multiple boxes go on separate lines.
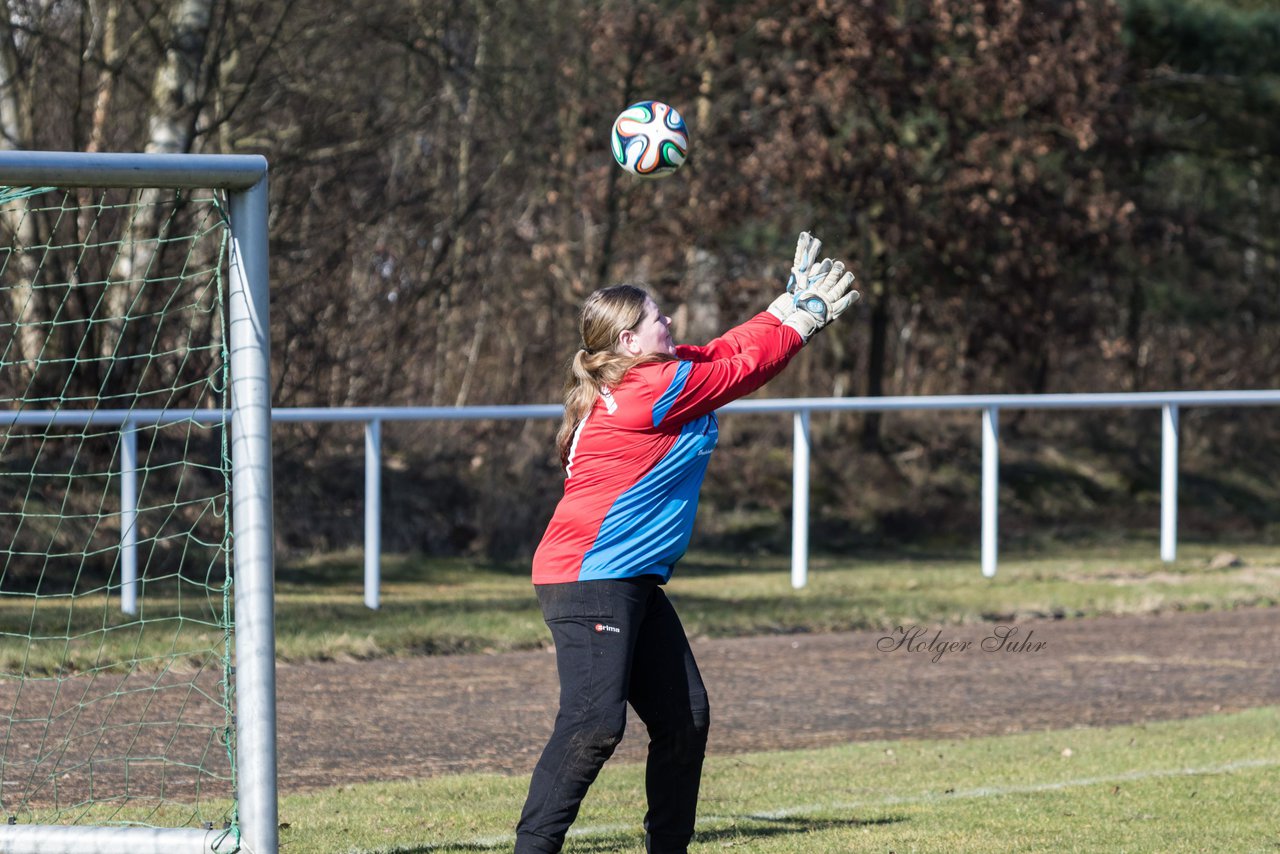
top-left (620, 297), bottom-right (675, 358)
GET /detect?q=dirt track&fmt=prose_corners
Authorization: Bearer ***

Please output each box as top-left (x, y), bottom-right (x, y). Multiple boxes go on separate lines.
top-left (275, 606), bottom-right (1280, 792)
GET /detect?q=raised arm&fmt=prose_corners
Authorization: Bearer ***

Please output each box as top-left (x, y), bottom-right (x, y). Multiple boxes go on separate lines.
top-left (676, 231), bottom-right (835, 362)
top-left (650, 324), bottom-right (804, 428)
top-left (654, 253), bottom-right (861, 428)
top-left (675, 312), bottom-right (784, 362)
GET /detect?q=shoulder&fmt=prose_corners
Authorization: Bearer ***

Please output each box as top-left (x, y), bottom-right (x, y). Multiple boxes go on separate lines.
top-left (627, 359), bottom-right (692, 399)
top-left (594, 359), bottom-right (690, 429)
top-left (620, 357), bottom-right (685, 387)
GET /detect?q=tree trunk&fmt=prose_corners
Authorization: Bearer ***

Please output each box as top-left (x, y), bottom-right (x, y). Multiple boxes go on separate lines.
top-left (861, 286), bottom-right (888, 451)
top-left (0, 0), bottom-right (27, 149)
top-left (675, 32), bottom-right (720, 345)
top-left (0, 1), bottom-right (43, 382)
top-left (85, 0), bottom-right (122, 154)
top-left (146, 0), bottom-right (215, 156)
top-left (103, 0), bottom-right (215, 368)
top-left (593, 6), bottom-right (650, 291)
top-left (677, 248), bottom-right (721, 344)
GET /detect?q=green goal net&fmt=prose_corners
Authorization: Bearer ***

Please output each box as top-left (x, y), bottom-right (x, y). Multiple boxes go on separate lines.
top-left (1, 183), bottom-right (240, 848)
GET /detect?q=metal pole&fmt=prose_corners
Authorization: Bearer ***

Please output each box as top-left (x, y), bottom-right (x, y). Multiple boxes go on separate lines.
top-left (791, 409), bottom-right (811, 589)
top-left (365, 419), bottom-right (382, 610)
top-left (1161, 404), bottom-right (1179, 562)
top-left (0, 150), bottom-right (267, 190)
top-left (120, 422), bottom-right (139, 615)
top-left (227, 175), bottom-right (278, 854)
top-left (0, 825), bottom-right (218, 854)
top-left (981, 407), bottom-right (999, 578)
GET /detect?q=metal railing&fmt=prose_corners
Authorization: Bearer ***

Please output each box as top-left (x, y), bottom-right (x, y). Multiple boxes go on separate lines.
top-left (6, 389), bottom-right (1280, 609)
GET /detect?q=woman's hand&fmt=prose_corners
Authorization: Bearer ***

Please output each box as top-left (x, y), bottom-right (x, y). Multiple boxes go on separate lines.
top-left (768, 231), bottom-right (830, 321)
top-left (768, 257), bottom-right (831, 321)
top-left (788, 231), bottom-right (823, 294)
top-left (782, 260), bottom-right (860, 342)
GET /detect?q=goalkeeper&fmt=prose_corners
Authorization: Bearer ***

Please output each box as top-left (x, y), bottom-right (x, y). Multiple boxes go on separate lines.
top-left (515, 233), bottom-right (859, 854)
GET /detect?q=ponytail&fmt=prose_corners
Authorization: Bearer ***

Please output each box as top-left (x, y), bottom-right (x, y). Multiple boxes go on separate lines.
top-left (555, 285), bottom-right (673, 470)
top-left (556, 349), bottom-right (626, 468)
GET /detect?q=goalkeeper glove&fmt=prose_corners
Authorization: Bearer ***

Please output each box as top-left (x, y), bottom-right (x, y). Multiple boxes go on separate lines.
top-left (788, 231), bottom-right (823, 293)
top-left (782, 260), bottom-right (860, 342)
top-left (768, 257), bottom-right (832, 321)
top-left (767, 231), bottom-right (829, 322)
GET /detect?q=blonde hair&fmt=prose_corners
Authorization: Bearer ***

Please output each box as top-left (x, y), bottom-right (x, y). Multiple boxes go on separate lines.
top-left (555, 284), bottom-right (673, 469)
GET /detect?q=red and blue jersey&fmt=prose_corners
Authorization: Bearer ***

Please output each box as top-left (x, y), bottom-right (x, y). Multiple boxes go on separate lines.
top-left (532, 312), bottom-right (804, 585)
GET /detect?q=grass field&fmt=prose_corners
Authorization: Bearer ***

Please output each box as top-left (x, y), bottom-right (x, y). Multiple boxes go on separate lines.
top-left (266, 540), bottom-right (1280, 852)
top-left (2, 540), bottom-right (1277, 674)
top-left (276, 705), bottom-right (1280, 853)
top-left (272, 540), bottom-right (1280, 663)
top-left (4, 541), bottom-right (1278, 850)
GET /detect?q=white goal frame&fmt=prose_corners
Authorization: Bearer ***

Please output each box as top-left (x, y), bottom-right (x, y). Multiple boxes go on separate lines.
top-left (0, 151), bottom-right (277, 854)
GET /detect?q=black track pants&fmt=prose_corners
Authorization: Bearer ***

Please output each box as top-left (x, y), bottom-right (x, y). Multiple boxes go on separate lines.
top-left (515, 576), bottom-right (710, 854)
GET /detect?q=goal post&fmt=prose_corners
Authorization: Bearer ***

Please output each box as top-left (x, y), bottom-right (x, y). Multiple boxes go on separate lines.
top-left (0, 152), bottom-right (276, 854)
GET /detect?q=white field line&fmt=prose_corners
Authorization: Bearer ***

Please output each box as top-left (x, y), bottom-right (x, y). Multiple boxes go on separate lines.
top-left (437, 756), bottom-right (1280, 851)
top-left (732, 755), bottom-right (1280, 822)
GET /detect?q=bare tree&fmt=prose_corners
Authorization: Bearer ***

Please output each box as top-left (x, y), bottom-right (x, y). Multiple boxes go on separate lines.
top-left (0, 0), bottom-right (41, 378)
top-left (100, 0), bottom-right (216, 371)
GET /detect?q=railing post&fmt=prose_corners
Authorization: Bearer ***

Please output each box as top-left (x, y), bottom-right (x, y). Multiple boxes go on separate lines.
top-left (120, 421), bottom-right (139, 615)
top-left (365, 418), bottom-right (382, 610)
top-left (1161, 404), bottom-right (1179, 562)
top-left (791, 409), bottom-right (811, 589)
top-left (981, 406), bottom-right (999, 578)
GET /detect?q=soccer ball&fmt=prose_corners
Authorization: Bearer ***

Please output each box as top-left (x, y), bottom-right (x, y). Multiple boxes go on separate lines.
top-left (610, 100), bottom-right (689, 179)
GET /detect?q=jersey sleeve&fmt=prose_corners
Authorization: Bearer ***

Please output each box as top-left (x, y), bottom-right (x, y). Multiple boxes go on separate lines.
top-left (675, 311), bottom-right (785, 362)
top-left (649, 321), bottom-right (803, 428)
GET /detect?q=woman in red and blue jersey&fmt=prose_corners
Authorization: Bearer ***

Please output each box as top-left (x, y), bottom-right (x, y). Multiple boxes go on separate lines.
top-left (515, 233), bottom-right (859, 854)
